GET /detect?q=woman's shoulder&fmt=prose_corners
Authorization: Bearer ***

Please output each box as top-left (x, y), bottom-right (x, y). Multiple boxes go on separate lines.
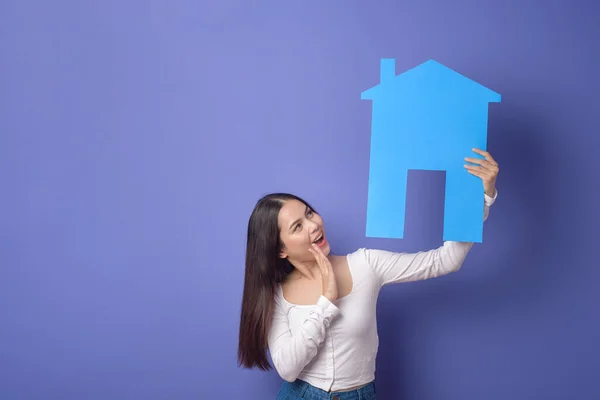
top-left (343, 247), bottom-right (371, 262)
top-left (338, 248), bottom-right (376, 273)
top-left (272, 283), bottom-right (290, 309)
top-left (345, 246), bottom-right (408, 261)
top-left (343, 247), bottom-right (403, 272)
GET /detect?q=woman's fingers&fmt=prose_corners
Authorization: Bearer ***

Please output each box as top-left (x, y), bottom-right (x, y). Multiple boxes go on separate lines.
top-left (464, 159), bottom-right (499, 177)
top-left (309, 246), bottom-right (327, 273)
top-left (308, 247), bottom-right (321, 265)
top-left (472, 148), bottom-right (498, 166)
top-left (464, 164), bottom-right (493, 176)
top-left (464, 157), bottom-right (495, 171)
top-left (310, 244), bottom-right (334, 276)
top-left (465, 168), bottom-right (487, 179)
top-left (311, 244), bottom-right (327, 262)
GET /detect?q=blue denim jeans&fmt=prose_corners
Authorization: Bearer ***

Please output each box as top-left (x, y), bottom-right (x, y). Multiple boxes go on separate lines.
top-left (276, 379), bottom-right (376, 400)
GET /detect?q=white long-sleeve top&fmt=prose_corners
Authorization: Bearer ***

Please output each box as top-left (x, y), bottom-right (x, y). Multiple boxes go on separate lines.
top-left (267, 191), bottom-right (497, 392)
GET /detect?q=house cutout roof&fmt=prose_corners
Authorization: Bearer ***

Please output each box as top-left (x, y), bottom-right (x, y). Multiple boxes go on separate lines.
top-left (361, 59), bottom-right (501, 104)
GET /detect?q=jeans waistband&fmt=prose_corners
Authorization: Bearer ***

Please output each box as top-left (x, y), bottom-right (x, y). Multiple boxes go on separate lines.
top-left (279, 379), bottom-right (376, 400)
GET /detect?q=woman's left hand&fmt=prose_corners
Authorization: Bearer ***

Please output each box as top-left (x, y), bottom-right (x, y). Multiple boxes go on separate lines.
top-left (464, 148), bottom-right (499, 198)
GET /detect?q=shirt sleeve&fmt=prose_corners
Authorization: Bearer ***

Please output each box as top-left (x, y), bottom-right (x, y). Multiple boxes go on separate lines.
top-left (267, 292), bottom-right (340, 382)
top-left (483, 189), bottom-right (497, 221)
top-left (364, 191), bottom-right (498, 286)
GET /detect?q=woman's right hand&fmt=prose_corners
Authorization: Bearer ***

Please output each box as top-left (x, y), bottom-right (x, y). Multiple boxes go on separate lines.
top-left (309, 243), bottom-right (338, 302)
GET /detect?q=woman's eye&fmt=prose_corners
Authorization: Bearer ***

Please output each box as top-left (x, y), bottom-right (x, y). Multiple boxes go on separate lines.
top-left (295, 224), bottom-right (302, 231)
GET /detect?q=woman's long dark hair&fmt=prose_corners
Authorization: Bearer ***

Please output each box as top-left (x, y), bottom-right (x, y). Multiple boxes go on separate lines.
top-left (237, 192), bottom-right (316, 370)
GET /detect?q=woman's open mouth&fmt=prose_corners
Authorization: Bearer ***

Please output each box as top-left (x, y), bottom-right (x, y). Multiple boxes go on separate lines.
top-left (313, 233), bottom-right (326, 247)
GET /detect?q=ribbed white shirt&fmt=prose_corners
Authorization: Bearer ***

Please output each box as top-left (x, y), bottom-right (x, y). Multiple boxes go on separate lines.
top-left (267, 191), bottom-right (497, 391)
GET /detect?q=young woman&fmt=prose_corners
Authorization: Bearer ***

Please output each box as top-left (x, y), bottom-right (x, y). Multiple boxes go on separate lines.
top-left (238, 149), bottom-right (500, 399)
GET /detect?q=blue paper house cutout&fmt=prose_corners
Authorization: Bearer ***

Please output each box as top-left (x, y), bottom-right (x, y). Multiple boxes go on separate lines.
top-left (361, 59), bottom-right (501, 243)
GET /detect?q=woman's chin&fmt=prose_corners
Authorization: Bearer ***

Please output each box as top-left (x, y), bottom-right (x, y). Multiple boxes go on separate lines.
top-left (320, 240), bottom-right (331, 255)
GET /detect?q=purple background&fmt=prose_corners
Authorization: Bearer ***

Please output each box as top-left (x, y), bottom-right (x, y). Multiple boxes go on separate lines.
top-left (1, 0), bottom-right (599, 399)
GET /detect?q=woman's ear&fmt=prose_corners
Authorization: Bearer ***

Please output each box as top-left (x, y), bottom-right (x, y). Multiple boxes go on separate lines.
top-left (279, 242), bottom-right (287, 259)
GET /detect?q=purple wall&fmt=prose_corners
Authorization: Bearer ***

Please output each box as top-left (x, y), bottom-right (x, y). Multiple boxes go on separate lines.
top-left (2, 1), bottom-right (599, 399)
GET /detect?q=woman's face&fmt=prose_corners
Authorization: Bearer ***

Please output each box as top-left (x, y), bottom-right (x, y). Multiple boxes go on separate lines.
top-left (278, 199), bottom-right (330, 262)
